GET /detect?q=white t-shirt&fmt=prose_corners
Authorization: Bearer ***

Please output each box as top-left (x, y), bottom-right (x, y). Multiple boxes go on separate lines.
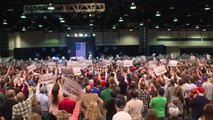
top-left (112, 111), bottom-right (132, 120)
top-left (202, 81), bottom-right (213, 100)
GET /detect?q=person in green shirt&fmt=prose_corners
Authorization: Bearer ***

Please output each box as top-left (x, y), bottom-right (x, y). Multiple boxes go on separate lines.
top-left (150, 88), bottom-right (167, 120)
top-left (100, 83), bottom-right (112, 107)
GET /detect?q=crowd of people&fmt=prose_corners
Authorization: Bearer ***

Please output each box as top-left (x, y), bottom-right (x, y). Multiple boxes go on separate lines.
top-left (0, 54), bottom-right (212, 120)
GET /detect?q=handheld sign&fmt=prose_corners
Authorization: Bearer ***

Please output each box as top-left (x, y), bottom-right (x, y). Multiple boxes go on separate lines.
top-left (153, 65), bottom-right (167, 76)
top-left (67, 61), bottom-right (79, 68)
top-left (72, 67), bottom-right (81, 75)
top-left (39, 73), bottom-right (53, 84)
top-left (48, 62), bottom-right (56, 68)
top-left (63, 77), bottom-right (83, 99)
top-left (27, 64), bottom-right (37, 72)
top-left (117, 60), bottom-right (124, 66)
top-left (124, 60), bottom-right (133, 67)
top-left (168, 60), bottom-right (178, 66)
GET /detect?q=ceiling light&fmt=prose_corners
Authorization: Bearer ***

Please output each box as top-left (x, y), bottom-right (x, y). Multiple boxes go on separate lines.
top-left (74, 33), bottom-right (78, 37)
top-left (79, 33), bottom-right (83, 37)
top-left (43, 16), bottom-right (47, 19)
top-left (90, 19), bottom-right (94, 22)
top-left (59, 17), bottom-right (63, 20)
top-left (67, 27), bottom-right (71, 30)
top-left (202, 29), bottom-right (206, 31)
top-left (84, 34), bottom-right (88, 37)
top-left (168, 28), bottom-right (171, 31)
top-left (22, 27), bottom-right (26, 31)
top-left (20, 13), bottom-right (27, 19)
top-left (48, 3), bottom-right (55, 10)
top-left (66, 34), bottom-right (70, 37)
top-left (38, 24), bottom-right (43, 28)
top-left (92, 33), bottom-right (96, 36)
top-left (155, 25), bottom-right (159, 29)
top-left (186, 14), bottom-right (191, 17)
top-left (89, 23), bottom-right (93, 26)
top-left (169, 6), bottom-right (175, 10)
top-left (139, 23), bottom-right (144, 26)
top-left (49, 30), bottom-right (52, 33)
top-left (7, 9), bottom-right (13, 12)
top-left (186, 23), bottom-right (190, 26)
top-left (204, 4), bottom-right (210, 10)
top-left (173, 17), bottom-right (178, 22)
top-left (129, 29), bottom-right (133, 32)
top-left (195, 25), bottom-right (199, 29)
top-left (130, 2), bottom-right (136, 10)
top-left (124, 14), bottom-right (128, 17)
top-left (2, 19), bottom-right (7, 25)
top-left (155, 11), bottom-right (161, 17)
top-left (119, 17), bottom-right (123, 22)
top-left (112, 25), bottom-right (116, 29)
top-left (60, 20), bottom-right (65, 23)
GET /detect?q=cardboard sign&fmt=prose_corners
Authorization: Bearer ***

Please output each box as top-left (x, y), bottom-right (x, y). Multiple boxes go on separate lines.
top-left (39, 73), bottom-right (53, 83)
top-left (168, 60), bottom-right (178, 66)
top-left (103, 60), bottom-right (111, 66)
top-left (63, 77), bottom-right (83, 99)
top-left (98, 61), bottom-right (107, 67)
top-left (61, 68), bottom-right (73, 74)
top-left (153, 65), bottom-right (167, 76)
top-left (27, 64), bottom-right (37, 72)
top-left (48, 62), bottom-right (56, 68)
top-left (124, 60), bottom-right (133, 67)
top-left (72, 67), bottom-right (81, 75)
top-left (160, 59), bottom-right (167, 63)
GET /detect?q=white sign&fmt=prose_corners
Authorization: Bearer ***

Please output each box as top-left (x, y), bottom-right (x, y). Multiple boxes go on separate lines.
top-left (153, 65), bottom-right (167, 76)
top-left (149, 70), bottom-right (156, 78)
top-left (190, 56), bottom-right (196, 61)
top-left (67, 61), bottom-right (79, 68)
top-left (168, 60), bottom-right (178, 66)
top-left (61, 68), bottom-right (73, 75)
top-left (103, 60), bottom-right (111, 66)
top-left (39, 73), bottom-right (53, 83)
top-left (63, 77), bottom-right (83, 99)
top-left (48, 62), bottom-right (56, 68)
top-left (124, 60), bottom-right (133, 67)
top-left (72, 67), bottom-right (81, 75)
top-left (27, 64), bottom-right (37, 72)
top-left (84, 60), bottom-right (93, 66)
top-left (117, 60), bottom-right (124, 66)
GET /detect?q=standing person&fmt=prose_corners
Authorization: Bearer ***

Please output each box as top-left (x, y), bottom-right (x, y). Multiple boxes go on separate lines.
top-left (85, 101), bottom-right (104, 120)
top-left (137, 79), bottom-right (150, 119)
top-left (112, 97), bottom-right (132, 120)
top-left (150, 88), bottom-right (167, 120)
top-left (105, 91), bottom-right (117, 120)
top-left (58, 93), bottom-right (76, 114)
top-left (0, 89), bottom-right (18, 120)
top-left (100, 83), bottom-right (112, 107)
top-left (202, 76), bottom-right (213, 102)
top-left (189, 87), bottom-right (209, 120)
top-left (124, 89), bottom-right (144, 120)
top-left (118, 76), bottom-right (128, 96)
top-left (12, 85), bottom-right (34, 120)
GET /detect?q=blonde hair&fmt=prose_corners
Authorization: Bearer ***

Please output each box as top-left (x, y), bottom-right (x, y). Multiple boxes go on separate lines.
top-left (29, 112), bottom-right (41, 120)
top-left (85, 101), bottom-right (101, 120)
top-left (56, 110), bottom-right (69, 120)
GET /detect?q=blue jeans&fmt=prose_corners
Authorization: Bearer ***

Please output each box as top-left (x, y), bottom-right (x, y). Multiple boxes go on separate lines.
top-left (158, 117), bottom-right (165, 120)
top-left (142, 108), bottom-right (148, 119)
top-left (41, 110), bottom-right (49, 120)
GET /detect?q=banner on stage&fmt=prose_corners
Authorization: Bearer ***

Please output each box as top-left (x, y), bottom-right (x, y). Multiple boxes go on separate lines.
top-left (63, 77), bottom-right (83, 99)
top-left (153, 65), bottom-right (167, 76)
top-left (39, 73), bottom-right (53, 83)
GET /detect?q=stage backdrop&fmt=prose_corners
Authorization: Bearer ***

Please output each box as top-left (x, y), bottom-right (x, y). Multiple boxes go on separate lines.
top-left (66, 37), bottom-right (95, 58)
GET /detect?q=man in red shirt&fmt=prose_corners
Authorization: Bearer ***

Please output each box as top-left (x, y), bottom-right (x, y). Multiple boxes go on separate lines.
top-left (58, 93), bottom-right (76, 114)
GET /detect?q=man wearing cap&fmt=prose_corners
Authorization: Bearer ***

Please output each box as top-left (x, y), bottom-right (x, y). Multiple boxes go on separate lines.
top-left (112, 97), bottom-right (132, 120)
top-left (202, 76), bottom-right (213, 102)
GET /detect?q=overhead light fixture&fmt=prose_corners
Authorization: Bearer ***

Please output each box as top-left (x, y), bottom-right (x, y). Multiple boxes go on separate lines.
top-left (59, 17), bottom-right (63, 21)
top-left (202, 29), bottom-right (206, 31)
top-left (112, 25), bottom-right (116, 29)
top-left (49, 30), bottom-right (53, 33)
top-left (155, 11), bottom-right (161, 17)
top-left (22, 27), bottom-right (26, 31)
top-left (119, 17), bottom-right (123, 22)
top-left (168, 28), bottom-right (171, 31)
top-left (48, 3), bottom-right (55, 10)
top-left (155, 25), bottom-right (159, 29)
top-left (38, 24), bottom-right (43, 28)
top-left (173, 17), bottom-right (178, 22)
top-left (186, 23), bottom-right (190, 26)
top-left (124, 14), bottom-right (128, 17)
top-left (20, 13), bottom-right (27, 19)
top-left (74, 33), bottom-right (78, 37)
top-left (66, 34), bottom-right (70, 37)
top-left (79, 33), bottom-right (83, 37)
top-left (169, 6), bottom-right (175, 10)
top-left (2, 19), bottom-right (7, 25)
top-left (89, 23), bottom-right (93, 26)
top-left (92, 33), bottom-right (96, 36)
top-left (130, 2), bottom-right (136, 10)
top-left (43, 16), bottom-right (47, 19)
top-left (84, 34), bottom-right (88, 37)
top-left (186, 14), bottom-right (191, 17)
top-left (139, 22), bottom-right (144, 26)
top-left (67, 27), bottom-right (71, 30)
top-left (195, 25), bottom-right (199, 29)
top-left (129, 29), bottom-right (133, 32)
top-left (204, 4), bottom-right (210, 10)
top-left (60, 20), bottom-right (65, 23)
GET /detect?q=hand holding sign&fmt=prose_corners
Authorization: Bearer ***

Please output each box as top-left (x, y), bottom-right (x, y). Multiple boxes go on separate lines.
top-left (153, 65), bottom-right (167, 76)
